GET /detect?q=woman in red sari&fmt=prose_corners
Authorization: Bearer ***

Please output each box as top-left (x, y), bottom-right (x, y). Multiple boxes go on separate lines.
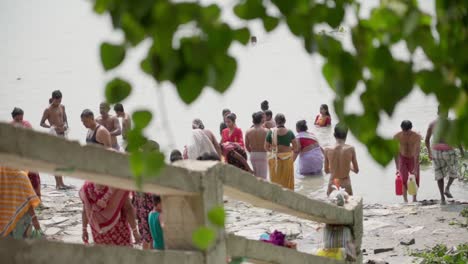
top-left (221, 113), bottom-right (244, 148)
top-left (80, 182), bottom-right (141, 246)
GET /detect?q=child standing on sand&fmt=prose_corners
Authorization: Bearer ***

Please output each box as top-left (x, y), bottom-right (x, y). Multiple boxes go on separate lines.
top-left (148, 195), bottom-right (164, 250)
top-left (314, 104), bottom-right (332, 127)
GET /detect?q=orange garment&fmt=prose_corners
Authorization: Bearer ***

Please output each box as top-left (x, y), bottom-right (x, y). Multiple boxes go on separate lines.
top-left (0, 166), bottom-right (40, 237)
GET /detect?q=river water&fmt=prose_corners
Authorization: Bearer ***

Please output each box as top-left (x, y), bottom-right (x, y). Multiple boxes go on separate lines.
top-left (1, 0), bottom-right (466, 204)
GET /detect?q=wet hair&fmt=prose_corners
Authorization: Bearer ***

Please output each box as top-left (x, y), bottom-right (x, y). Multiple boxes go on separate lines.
top-left (170, 150), bottom-right (183, 163)
top-left (114, 103), bottom-right (124, 112)
top-left (296, 120), bottom-right (308, 132)
top-left (226, 113), bottom-right (237, 123)
top-left (401, 120), bottom-right (412, 131)
top-left (192, 118), bottom-right (205, 129)
top-left (275, 113), bottom-right (286, 126)
top-left (51, 90), bottom-right (62, 99)
top-left (80, 109), bottom-right (94, 119)
top-left (49, 98), bottom-right (53, 104)
top-left (153, 195), bottom-right (161, 205)
top-left (222, 108), bottom-right (231, 118)
top-left (252, 111), bottom-right (264, 125)
top-left (11, 107), bottom-right (24, 118)
top-left (320, 104), bottom-right (331, 117)
top-left (197, 152), bottom-right (221, 161)
top-left (265, 110), bottom-right (273, 118)
top-left (100, 102), bottom-right (110, 110)
top-left (261, 100), bottom-right (269, 111)
top-left (334, 123), bottom-right (348, 140)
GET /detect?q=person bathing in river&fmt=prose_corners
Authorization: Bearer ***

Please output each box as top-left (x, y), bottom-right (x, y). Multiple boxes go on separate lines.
top-left (245, 111), bottom-right (269, 179)
top-left (185, 119), bottom-right (222, 159)
top-left (294, 120), bottom-right (324, 175)
top-left (265, 114), bottom-right (298, 190)
top-left (324, 124), bottom-right (359, 196)
top-left (221, 113), bottom-right (245, 148)
top-left (425, 106), bottom-right (465, 205)
top-left (40, 90), bottom-right (71, 190)
top-left (314, 104), bottom-right (332, 127)
top-left (11, 107), bottom-right (42, 199)
top-left (394, 120), bottom-right (421, 203)
top-left (219, 108), bottom-right (231, 136)
top-left (96, 102), bottom-right (122, 151)
top-left (113, 103), bottom-right (131, 144)
top-left (264, 110), bottom-right (276, 129)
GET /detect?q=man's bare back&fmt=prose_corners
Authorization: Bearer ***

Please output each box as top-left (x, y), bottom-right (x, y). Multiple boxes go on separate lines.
top-left (394, 131), bottom-right (421, 158)
top-left (96, 115), bottom-right (121, 146)
top-left (245, 126), bottom-right (268, 152)
top-left (324, 143), bottom-right (359, 180)
top-left (40, 104), bottom-right (67, 135)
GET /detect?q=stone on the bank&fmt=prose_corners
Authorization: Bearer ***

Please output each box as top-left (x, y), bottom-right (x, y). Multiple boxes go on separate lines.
top-left (45, 227), bottom-right (61, 236)
top-left (400, 238), bottom-right (415, 246)
top-left (373, 248), bottom-right (394, 254)
top-left (365, 259), bottom-right (389, 264)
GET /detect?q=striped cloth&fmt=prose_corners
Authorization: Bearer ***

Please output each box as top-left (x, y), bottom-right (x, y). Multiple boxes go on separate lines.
top-left (0, 166), bottom-right (40, 237)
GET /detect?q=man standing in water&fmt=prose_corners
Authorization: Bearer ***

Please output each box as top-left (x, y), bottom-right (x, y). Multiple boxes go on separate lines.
top-left (264, 110), bottom-right (276, 129)
top-left (113, 103), bottom-right (131, 146)
top-left (245, 111), bottom-right (269, 179)
top-left (96, 102), bottom-right (121, 151)
top-left (324, 124), bottom-right (359, 196)
top-left (40, 90), bottom-right (71, 190)
top-left (394, 120), bottom-right (421, 203)
top-left (219, 108), bottom-right (231, 136)
top-left (81, 109), bottom-right (112, 147)
top-left (425, 106), bottom-right (464, 205)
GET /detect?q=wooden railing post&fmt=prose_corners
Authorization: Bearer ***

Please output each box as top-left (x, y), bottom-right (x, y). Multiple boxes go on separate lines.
top-left (163, 161), bottom-right (227, 264)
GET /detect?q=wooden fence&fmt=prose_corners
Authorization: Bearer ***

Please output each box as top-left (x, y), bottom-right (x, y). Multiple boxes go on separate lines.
top-left (0, 123), bottom-right (362, 263)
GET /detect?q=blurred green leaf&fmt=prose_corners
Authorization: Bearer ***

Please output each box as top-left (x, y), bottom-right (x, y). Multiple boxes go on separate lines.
top-left (121, 13), bottom-right (146, 46)
top-left (176, 72), bottom-right (206, 104)
top-left (130, 152), bottom-right (144, 186)
top-left (126, 128), bottom-right (147, 152)
top-left (94, 0), bottom-right (111, 14)
top-left (263, 16), bottom-right (279, 32)
top-left (212, 55), bottom-right (237, 93)
top-left (271, 0), bottom-right (297, 15)
top-left (105, 78), bottom-right (132, 104)
top-left (192, 226), bottom-right (215, 250)
top-left (201, 4), bottom-right (221, 22)
top-left (100, 43), bottom-right (126, 71)
top-left (233, 0), bottom-right (266, 20)
top-left (132, 110), bottom-right (152, 129)
top-left (208, 206), bottom-right (225, 227)
top-left (233, 28), bottom-right (250, 45)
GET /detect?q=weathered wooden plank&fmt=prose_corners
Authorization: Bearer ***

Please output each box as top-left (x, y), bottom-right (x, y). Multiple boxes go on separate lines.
top-left (219, 164), bottom-right (359, 225)
top-left (226, 234), bottom-right (347, 264)
top-left (0, 123), bottom-right (202, 195)
top-left (0, 237), bottom-right (204, 264)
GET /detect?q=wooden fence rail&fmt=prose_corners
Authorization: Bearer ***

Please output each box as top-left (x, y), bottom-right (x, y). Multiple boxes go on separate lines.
top-left (0, 123), bottom-right (362, 263)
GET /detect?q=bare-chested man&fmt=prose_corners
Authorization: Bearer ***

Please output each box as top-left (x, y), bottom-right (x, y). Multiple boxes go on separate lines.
top-left (425, 106), bottom-right (464, 205)
top-left (394, 120), bottom-right (421, 203)
top-left (324, 124), bottom-right (359, 196)
top-left (96, 102), bottom-right (121, 151)
top-left (113, 103), bottom-right (131, 141)
top-left (81, 109), bottom-right (112, 148)
top-left (245, 111), bottom-right (269, 179)
top-left (264, 110), bottom-right (276, 129)
top-left (40, 90), bottom-right (70, 190)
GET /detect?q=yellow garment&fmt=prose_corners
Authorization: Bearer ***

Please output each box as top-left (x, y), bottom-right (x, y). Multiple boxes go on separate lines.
top-left (0, 166), bottom-right (40, 237)
top-left (268, 152), bottom-right (294, 190)
top-left (316, 248), bottom-right (345, 260)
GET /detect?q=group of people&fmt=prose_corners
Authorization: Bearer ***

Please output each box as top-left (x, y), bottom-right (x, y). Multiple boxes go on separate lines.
top-left (183, 101), bottom-right (336, 191)
top-left (1, 90), bottom-right (464, 250)
top-left (394, 106), bottom-right (465, 204)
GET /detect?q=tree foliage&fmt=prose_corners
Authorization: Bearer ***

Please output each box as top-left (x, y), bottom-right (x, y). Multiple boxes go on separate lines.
top-left (95, 0), bottom-right (467, 167)
top-left (93, 0), bottom-right (468, 250)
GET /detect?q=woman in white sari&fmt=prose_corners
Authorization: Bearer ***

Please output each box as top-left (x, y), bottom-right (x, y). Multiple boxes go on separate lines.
top-left (185, 119), bottom-right (222, 160)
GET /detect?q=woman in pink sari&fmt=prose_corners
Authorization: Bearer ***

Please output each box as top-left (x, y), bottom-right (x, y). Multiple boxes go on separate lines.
top-left (80, 182), bottom-right (141, 246)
